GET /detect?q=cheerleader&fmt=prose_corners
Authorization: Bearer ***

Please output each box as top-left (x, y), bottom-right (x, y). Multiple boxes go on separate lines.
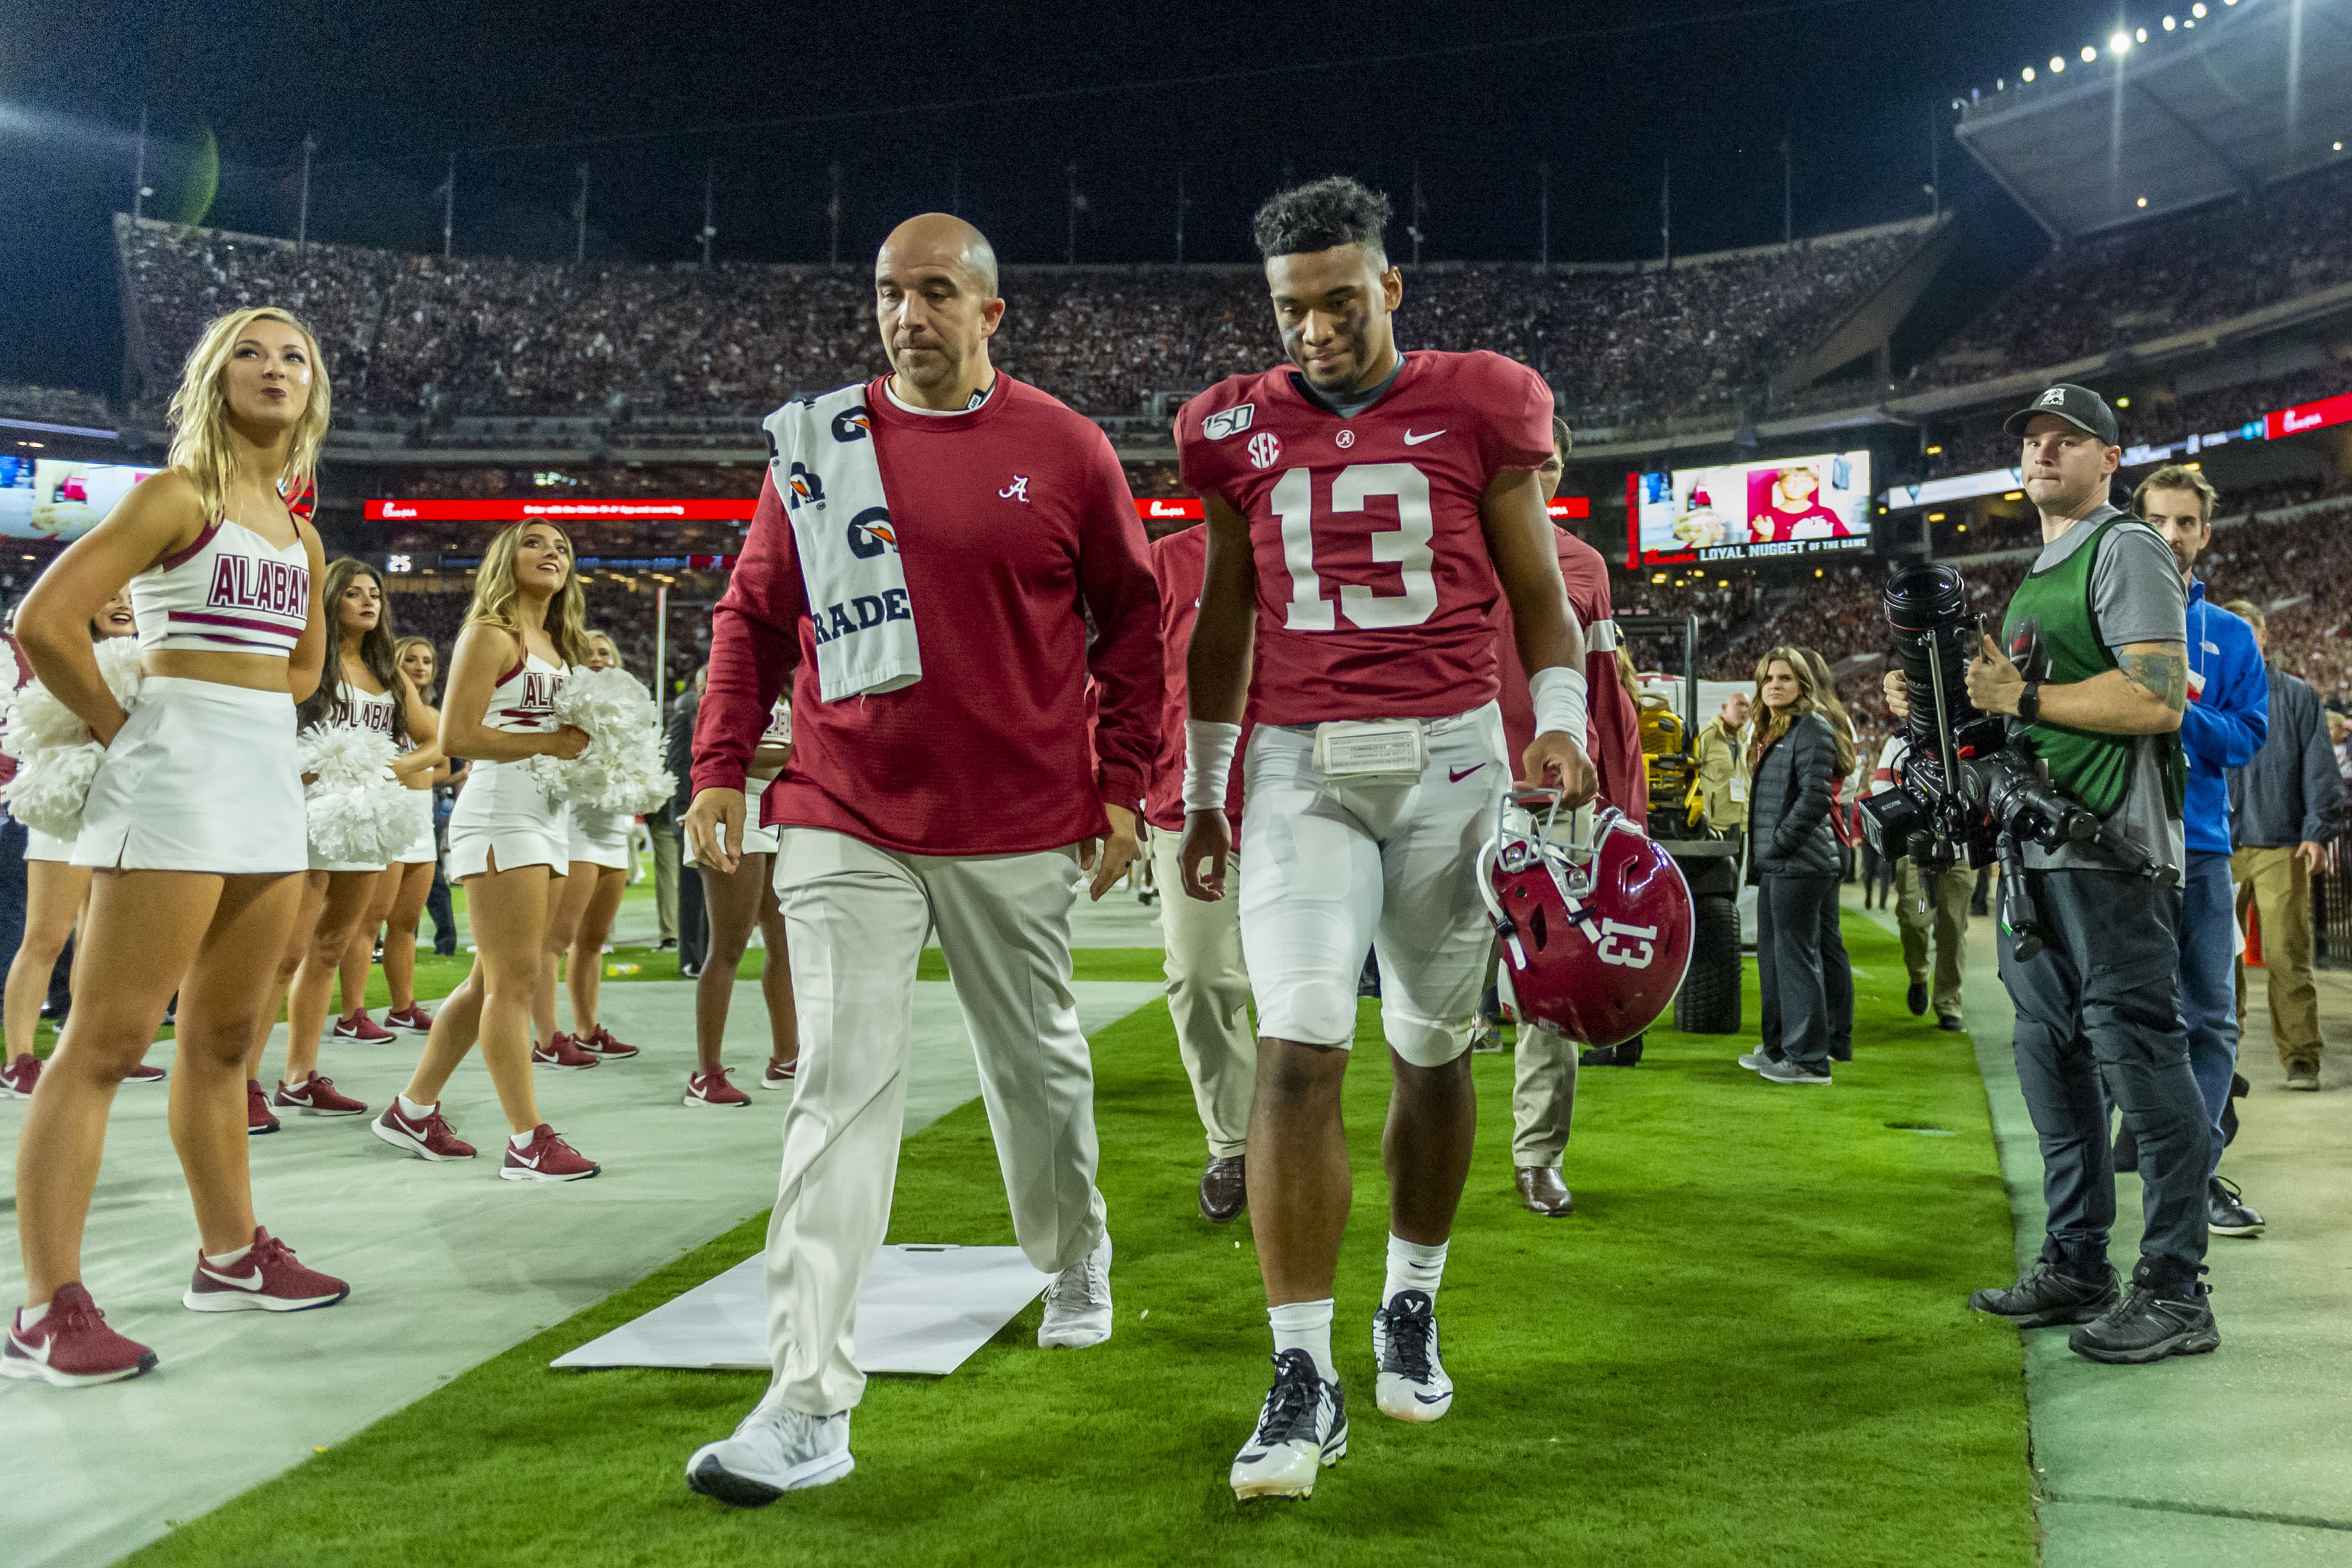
top-left (1, 593), bottom-right (166, 1098)
top-left (8, 306), bottom-right (349, 1387)
top-left (540, 629), bottom-right (640, 1064)
top-left (682, 696), bottom-right (799, 1106)
top-left (371, 521), bottom-right (597, 1181)
top-left (246, 558), bottom-right (437, 1125)
top-left (361, 634), bottom-right (450, 1036)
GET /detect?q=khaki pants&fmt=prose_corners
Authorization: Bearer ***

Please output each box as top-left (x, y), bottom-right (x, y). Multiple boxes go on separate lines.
top-left (1146, 825), bottom-right (1254, 1158)
top-left (649, 810), bottom-right (680, 943)
top-left (762, 828), bottom-right (1108, 1415)
top-left (1896, 860), bottom-right (1972, 1020)
top-left (2233, 845), bottom-right (2323, 1070)
top-left (1510, 1024), bottom-right (1578, 1167)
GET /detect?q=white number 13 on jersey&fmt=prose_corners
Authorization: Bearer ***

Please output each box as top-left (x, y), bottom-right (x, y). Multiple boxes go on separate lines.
top-left (1271, 463), bottom-right (1437, 632)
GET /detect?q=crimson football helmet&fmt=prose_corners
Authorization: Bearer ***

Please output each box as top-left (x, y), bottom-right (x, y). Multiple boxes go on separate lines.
top-left (1477, 788), bottom-right (1694, 1046)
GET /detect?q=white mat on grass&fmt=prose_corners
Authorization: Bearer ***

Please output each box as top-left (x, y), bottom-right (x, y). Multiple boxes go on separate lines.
top-left (551, 1244), bottom-right (1051, 1376)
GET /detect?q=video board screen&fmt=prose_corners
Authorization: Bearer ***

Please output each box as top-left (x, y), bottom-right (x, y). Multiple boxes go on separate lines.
top-left (0, 459), bottom-right (162, 541)
top-left (1629, 450), bottom-right (1872, 567)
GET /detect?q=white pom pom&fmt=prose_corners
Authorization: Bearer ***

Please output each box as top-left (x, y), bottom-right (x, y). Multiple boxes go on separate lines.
top-left (528, 665), bottom-right (670, 813)
top-left (94, 636), bottom-right (145, 709)
top-left (2, 743), bottom-right (103, 840)
top-left (0, 639), bottom-right (145, 836)
top-left (299, 724), bottom-right (411, 865)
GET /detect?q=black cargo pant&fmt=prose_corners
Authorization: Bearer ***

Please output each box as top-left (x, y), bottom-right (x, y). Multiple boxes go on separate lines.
top-left (1756, 872), bottom-right (1839, 1067)
top-left (1997, 867), bottom-right (2208, 1274)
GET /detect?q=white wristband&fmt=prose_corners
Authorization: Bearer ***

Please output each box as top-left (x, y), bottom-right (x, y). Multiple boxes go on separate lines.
top-left (1183, 720), bottom-right (1243, 813)
top-left (1530, 665), bottom-right (1589, 749)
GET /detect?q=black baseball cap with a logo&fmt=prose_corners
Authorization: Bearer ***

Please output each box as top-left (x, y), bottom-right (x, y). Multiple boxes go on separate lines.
top-left (2003, 383), bottom-right (2119, 445)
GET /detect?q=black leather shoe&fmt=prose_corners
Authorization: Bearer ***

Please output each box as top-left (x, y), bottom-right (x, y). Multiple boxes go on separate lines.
top-left (1199, 1156), bottom-right (1247, 1224)
top-left (1937, 1014), bottom-right (1966, 1032)
top-left (2208, 1176), bottom-right (2264, 1237)
top-left (1906, 981), bottom-right (1929, 1016)
top-left (1515, 1166), bottom-right (1574, 1216)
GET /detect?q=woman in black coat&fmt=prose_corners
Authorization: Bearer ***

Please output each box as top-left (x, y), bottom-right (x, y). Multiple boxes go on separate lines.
top-left (1743, 647), bottom-right (1853, 1084)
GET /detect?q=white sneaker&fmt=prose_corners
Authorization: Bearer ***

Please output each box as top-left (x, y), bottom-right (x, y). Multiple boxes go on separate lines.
top-left (1230, 1348), bottom-right (1348, 1500)
top-left (1737, 1048), bottom-right (1780, 1072)
top-left (1037, 1231), bottom-right (1113, 1348)
top-left (1373, 1289), bottom-right (1453, 1422)
top-left (685, 1396), bottom-right (853, 1506)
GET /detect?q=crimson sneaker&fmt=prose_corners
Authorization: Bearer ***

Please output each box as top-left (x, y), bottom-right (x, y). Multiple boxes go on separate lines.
top-left (532, 1033), bottom-right (600, 1070)
top-left (583, 1025), bottom-right (640, 1060)
top-left (247, 1079), bottom-right (281, 1135)
top-left (1, 1052), bottom-right (40, 1099)
top-left (182, 1227), bottom-right (350, 1313)
top-left (331, 1010), bottom-right (397, 1044)
top-left (685, 1068), bottom-right (751, 1108)
top-left (275, 1072), bottom-right (367, 1117)
top-left (2, 1283), bottom-right (156, 1387)
top-left (125, 1062), bottom-right (166, 1085)
top-left (500, 1124), bottom-right (599, 1183)
top-left (371, 1098), bottom-right (477, 1161)
top-left (761, 1058), bottom-right (798, 1090)
top-left (382, 1005), bottom-right (435, 1035)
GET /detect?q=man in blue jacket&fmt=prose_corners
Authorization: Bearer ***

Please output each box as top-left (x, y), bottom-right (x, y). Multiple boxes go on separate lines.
top-left (2135, 467), bottom-right (2268, 1238)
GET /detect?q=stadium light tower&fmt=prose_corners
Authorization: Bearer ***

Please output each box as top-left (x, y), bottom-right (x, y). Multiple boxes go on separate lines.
top-left (1537, 161), bottom-right (1549, 271)
top-left (700, 159), bottom-right (716, 268)
top-left (132, 105), bottom-right (148, 221)
top-left (298, 131), bottom-right (315, 253)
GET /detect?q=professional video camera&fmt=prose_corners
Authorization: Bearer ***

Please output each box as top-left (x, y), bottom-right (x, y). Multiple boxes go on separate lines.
top-left (1857, 563), bottom-right (2163, 961)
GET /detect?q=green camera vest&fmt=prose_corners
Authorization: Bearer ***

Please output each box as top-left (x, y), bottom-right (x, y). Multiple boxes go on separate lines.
top-left (1999, 511), bottom-right (2186, 820)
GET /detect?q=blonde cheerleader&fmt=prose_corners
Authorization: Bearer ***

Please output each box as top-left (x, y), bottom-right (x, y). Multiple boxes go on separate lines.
top-left (371, 522), bottom-right (597, 1181)
top-left (7, 307), bottom-right (350, 1388)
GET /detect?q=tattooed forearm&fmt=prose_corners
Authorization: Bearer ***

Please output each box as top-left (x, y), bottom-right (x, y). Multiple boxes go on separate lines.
top-left (2118, 648), bottom-right (2187, 712)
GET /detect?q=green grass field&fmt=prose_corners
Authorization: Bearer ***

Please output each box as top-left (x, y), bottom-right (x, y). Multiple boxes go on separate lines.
top-left (120, 915), bottom-right (2033, 1567)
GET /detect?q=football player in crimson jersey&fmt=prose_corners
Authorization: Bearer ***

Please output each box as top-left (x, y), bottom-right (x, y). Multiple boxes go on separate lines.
top-left (1174, 177), bottom-right (1596, 1501)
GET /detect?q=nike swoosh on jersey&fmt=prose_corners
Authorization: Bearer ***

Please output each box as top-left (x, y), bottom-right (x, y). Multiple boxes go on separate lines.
top-left (1449, 764), bottom-right (1486, 783)
top-left (1403, 429), bottom-right (1446, 445)
top-left (198, 1265), bottom-right (268, 1292)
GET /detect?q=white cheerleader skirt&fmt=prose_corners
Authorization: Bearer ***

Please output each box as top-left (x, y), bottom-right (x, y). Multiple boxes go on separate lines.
top-left (566, 805), bottom-right (635, 871)
top-left (741, 777), bottom-right (780, 856)
top-left (389, 788), bottom-right (438, 866)
top-left (447, 758), bottom-right (570, 880)
top-left (23, 825), bottom-right (75, 863)
top-left (72, 677), bottom-right (306, 875)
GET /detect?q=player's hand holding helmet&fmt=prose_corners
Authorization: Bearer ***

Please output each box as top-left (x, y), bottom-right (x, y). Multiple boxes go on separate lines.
top-left (1477, 789), bottom-right (1694, 1046)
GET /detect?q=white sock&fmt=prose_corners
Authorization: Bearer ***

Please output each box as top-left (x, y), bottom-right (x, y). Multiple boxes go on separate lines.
top-left (397, 1093), bottom-right (435, 1120)
top-left (1382, 1234), bottom-right (1449, 1307)
top-left (1268, 1299), bottom-right (1336, 1383)
top-left (19, 1300), bottom-right (49, 1330)
top-left (509, 1128), bottom-right (537, 1151)
top-left (204, 1243), bottom-right (253, 1270)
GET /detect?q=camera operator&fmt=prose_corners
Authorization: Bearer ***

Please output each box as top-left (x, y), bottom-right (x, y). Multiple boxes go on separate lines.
top-left (1892, 385), bottom-right (2214, 1364)
top-left (2134, 469), bottom-right (2268, 1240)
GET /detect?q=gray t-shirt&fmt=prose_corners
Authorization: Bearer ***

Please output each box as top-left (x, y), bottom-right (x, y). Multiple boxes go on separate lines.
top-left (2016, 505), bottom-right (2188, 876)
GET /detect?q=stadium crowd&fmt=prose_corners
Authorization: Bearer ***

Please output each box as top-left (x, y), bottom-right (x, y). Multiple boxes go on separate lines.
top-left (1919, 159), bottom-right (2352, 388)
top-left (0, 385), bottom-right (114, 427)
top-left (119, 219), bottom-right (1919, 430)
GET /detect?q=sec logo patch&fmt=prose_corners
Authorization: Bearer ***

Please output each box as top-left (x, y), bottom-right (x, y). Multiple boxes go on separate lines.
top-left (1247, 432), bottom-right (1283, 469)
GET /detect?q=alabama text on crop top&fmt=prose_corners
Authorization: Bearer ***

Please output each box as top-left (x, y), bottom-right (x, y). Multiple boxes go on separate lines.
top-left (133, 518), bottom-right (311, 657)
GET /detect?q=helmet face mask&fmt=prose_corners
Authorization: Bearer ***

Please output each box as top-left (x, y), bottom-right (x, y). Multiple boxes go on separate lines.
top-left (1478, 791), bottom-right (1695, 1047)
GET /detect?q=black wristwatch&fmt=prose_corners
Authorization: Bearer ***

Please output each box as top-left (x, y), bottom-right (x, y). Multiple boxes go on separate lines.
top-left (2016, 682), bottom-right (2041, 724)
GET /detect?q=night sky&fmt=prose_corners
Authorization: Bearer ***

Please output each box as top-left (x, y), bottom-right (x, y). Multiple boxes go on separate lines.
top-left (2, 0), bottom-right (2136, 395)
